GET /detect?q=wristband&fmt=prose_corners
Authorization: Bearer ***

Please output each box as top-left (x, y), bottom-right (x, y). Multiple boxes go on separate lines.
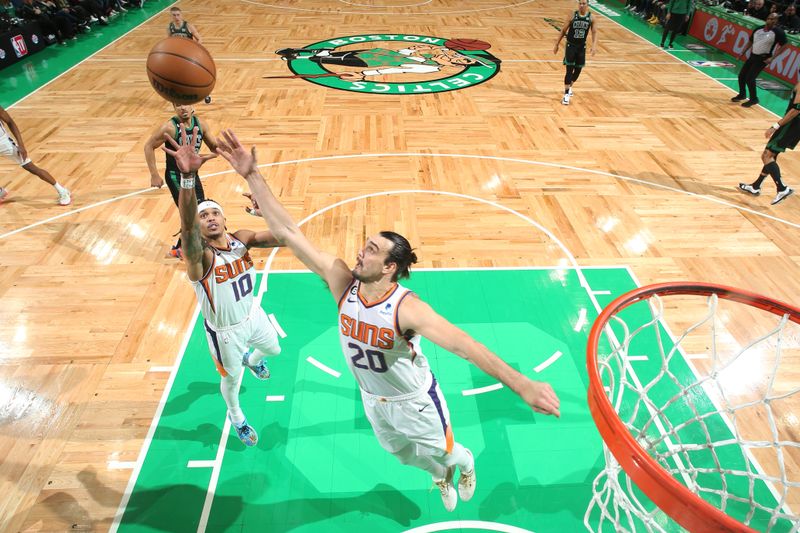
top-left (773, 122), bottom-right (781, 130)
top-left (180, 173), bottom-right (195, 189)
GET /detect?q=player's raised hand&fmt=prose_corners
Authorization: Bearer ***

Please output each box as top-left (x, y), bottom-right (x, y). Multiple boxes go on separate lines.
top-left (519, 379), bottom-right (561, 417)
top-left (216, 129), bottom-right (258, 178)
top-left (161, 124), bottom-right (217, 174)
top-left (243, 192), bottom-right (262, 216)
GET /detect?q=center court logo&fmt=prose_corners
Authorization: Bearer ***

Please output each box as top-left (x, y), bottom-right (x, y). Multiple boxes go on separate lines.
top-left (272, 34), bottom-right (501, 95)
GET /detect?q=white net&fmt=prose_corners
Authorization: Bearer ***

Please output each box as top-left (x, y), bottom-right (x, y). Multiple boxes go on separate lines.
top-left (584, 288), bottom-right (800, 533)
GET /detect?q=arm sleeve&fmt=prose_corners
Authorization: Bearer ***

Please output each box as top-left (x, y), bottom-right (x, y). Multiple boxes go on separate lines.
top-left (776, 27), bottom-right (788, 45)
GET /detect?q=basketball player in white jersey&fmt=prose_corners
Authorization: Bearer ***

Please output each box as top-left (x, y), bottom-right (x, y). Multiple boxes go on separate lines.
top-left (163, 125), bottom-right (283, 447)
top-left (214, 130), bottom-right (561, 511)
top-left (0, 105), bottom-right (71, 206)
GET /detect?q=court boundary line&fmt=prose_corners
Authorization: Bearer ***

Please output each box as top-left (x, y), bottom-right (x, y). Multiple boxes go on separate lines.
top-left (7, 0), bottom-right (179, 110)
top-left (589, 0), bottom-right (781, 118)
top-left (4, 152), bottom-right (797, 242)
top-left (109, 303), bottom-right (200, 533)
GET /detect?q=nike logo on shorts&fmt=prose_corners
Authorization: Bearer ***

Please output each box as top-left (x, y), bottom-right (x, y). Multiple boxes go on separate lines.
top-left (418, 404), bottom-right (430, 412)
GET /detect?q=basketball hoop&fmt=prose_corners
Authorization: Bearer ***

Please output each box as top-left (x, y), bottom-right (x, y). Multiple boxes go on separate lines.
top-left (585, 282), bottom-right (800, 532)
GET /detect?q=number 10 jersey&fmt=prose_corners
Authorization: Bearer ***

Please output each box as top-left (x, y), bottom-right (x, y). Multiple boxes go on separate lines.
top-left (193, 234), bottom-right (256, 329)
top-left (338, 279), bottom-right (431, 398)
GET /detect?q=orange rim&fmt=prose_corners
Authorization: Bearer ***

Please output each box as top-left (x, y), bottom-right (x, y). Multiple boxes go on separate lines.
top-left (586, 282), bottom-right (800, 533)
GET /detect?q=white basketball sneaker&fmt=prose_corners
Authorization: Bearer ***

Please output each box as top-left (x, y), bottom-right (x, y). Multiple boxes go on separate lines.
top-left (458, 451), bottom-right (476, 501)
top-left (0, 187), bottom-right (8, 204)
top-left (561, 93), bottom-right (571, 105)
top-left (57, 188), bottom-right (72, 206)
top-left (434, 466), bottom-right (457, 512)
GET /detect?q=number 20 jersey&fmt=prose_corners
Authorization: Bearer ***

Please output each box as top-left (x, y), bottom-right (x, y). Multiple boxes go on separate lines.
top-left (193, 234), bottom-right (255, 329)
top-left (338, 279), bottom-right (431, 398)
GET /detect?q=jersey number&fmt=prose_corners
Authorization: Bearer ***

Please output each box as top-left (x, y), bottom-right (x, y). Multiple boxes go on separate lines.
top-left (231, 273), bottom-right (253, 301)
top-left (348, 342), bottom-right (388, 373)
top-left (575, 29), bottom-right (586, 39)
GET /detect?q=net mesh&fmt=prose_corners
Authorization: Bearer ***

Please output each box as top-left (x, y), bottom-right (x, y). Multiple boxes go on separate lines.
top-left (585, 289), bottom-right (800, 533)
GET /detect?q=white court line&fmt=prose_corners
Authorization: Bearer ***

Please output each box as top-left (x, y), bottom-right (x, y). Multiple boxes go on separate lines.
top-left (6, 153), bottom-right (799, 243)
top-left (265, 395), bottom-right (285, 402)
top-left (534, 351), bottom-right (563, 373)
top-left (574, 308), bottom-right (588, 332)
top-left (591, 0), bottom-right (782, 118)
top-left (267, 313), bottom-right (286, 338)
top-left (110, 304), bottom-right (200, 533)
top-left (107, 461), bottom-right (137, 470)
top-left (187, 460), bottom-right (217, 468)
top-left (625, 355), bottom-right (649, 361)
top-left (591, 290), bottom-right (611, 295)
top-left (306, 356), bottom-right (341, 378)
top-left (240, 0), bottom-right (535, 15)
top-left (403, 519), bottom-right (534, 533)
top-left (7, 1), bottom-right (178, 109)
top-left (462, 383), bottom-right (504, 396)
top-left (87, 57), bottom-right (282, 62)
top-left (148, 366), bottom-right (174, 373)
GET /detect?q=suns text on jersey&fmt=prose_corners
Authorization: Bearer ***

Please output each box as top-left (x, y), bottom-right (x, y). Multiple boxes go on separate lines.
top-left (214, 252), bottom-right (254, 283)
top-left (340, 314), bottom-right (395, 349)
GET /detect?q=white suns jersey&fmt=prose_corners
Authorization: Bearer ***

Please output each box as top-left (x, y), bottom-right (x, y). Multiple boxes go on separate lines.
top-left (0, 121), bottom-right (10, 143)
top-left (193, 234), bottom-right (256, 328)
top-left (338, 279), bottom-right (430, 398)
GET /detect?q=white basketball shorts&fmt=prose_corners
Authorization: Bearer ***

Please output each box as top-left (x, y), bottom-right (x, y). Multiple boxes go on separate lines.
top-left (203, 305), bottom-right (281, 377)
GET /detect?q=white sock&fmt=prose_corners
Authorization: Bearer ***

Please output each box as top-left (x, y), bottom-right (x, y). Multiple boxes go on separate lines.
top-left (54, 183), bottom-right (68, 194)
top-left (220, 372), bottom-right (245, 425)
top-left (445, 443), bottom-right (474, 473)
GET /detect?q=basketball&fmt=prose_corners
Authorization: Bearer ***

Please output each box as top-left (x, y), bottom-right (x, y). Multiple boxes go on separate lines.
top-left (444, 38), bottom-right (491, 51)
top-left (146, 37), bottom-right (216, 105)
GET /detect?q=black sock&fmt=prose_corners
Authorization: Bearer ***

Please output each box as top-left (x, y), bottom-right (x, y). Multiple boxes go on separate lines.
top-left (753, 171), bottom-right (768, 188)
top-left (764, 161), bottom-right (785, 190)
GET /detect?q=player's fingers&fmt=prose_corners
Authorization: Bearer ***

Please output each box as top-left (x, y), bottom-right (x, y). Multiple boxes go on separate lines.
top-left (163, 133), bottom-right (180, 149)
top-left (228, 130), bottom-right (243, 147)
top-left (221, 129), bottom-right (235, 148)
top-left (160, 145), bottom-right (177, 157)
top-left (250, 146), bottom-right (258, 163)
top-left (200, 153), bottom-right (218, 162)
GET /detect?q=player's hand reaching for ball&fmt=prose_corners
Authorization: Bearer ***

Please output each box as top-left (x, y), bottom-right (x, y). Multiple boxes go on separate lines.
top-left (216, 129), bottom-right (258, 178)
top-left (161, 124), bottom-right (217, 174)
top-left (243, 192), bottom-right (262, 217)
top-left (519, 378), bottom-right (561, 417)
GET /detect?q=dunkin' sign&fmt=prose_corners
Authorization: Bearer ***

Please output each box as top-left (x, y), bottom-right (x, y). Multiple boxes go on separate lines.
top-left (690, 9), bottom-right (800, 83)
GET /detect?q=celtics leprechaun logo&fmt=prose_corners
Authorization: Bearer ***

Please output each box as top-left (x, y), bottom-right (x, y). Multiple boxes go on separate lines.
top-left (270, 34), bottom-right (501, 94)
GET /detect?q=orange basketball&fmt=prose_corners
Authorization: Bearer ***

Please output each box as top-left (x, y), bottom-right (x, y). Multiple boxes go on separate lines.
top-left (444, 38), bottom-right (492, 51)
top-left (146, 37), bottom-right (216, 105)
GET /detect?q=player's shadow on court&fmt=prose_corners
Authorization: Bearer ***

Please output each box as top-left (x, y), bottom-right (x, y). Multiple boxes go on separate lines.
top-left (77, 467), bottom-right (421, 531)
top-left (161, 380), bottom-right (225, 417)
top-left (151, 422), bottom-right (221, 448)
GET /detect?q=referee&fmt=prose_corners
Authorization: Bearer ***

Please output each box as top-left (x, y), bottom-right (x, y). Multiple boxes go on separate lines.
top-left (731, 12), bottom-right (787, 108)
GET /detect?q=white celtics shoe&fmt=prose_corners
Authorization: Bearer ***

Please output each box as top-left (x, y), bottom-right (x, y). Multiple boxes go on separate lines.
top-left (562, 93), bottom-right (571, 105)
top-left (434, 466), bottom-right (457, 512)
top-left (0, 187), bottom-right (8, 203)
top-left (772, 187), bottom-right (794, 205)
top-left (57, 188), bottom-right (72, 206)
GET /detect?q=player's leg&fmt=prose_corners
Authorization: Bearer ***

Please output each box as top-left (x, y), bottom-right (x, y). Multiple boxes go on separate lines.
top-left (205, 322), bottom-right (258, 446)
top-left (760, 147), bottom-right (793, 204)
top-left (243, 307), bottom-right (281, 379)
top-left (5, 138), bottom-right (71, 205)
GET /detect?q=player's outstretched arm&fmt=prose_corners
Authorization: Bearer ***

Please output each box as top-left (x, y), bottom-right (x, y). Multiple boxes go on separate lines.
top-left (162, 124), bottom-right (217, 280)
top-left (189, 24), bottom-right (202, 44)
top-left (591, 19), bottom-right (598, 55)
top-left (144, 122), bottom-right (170, 188)
top-left (216, 129), bottom-right (352, 294)
top-left (398, 295), bottom-right (561, 417)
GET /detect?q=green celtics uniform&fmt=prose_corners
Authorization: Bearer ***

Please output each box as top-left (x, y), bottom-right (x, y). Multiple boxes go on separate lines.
top-left (767, 90), bottom-right (800, 154)
top-left (164, 115), bottom-right (205, 205)
top-left (168, 21), bottom-right (194, 39)
top-left (564, 11), bottom-right (592, 68)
